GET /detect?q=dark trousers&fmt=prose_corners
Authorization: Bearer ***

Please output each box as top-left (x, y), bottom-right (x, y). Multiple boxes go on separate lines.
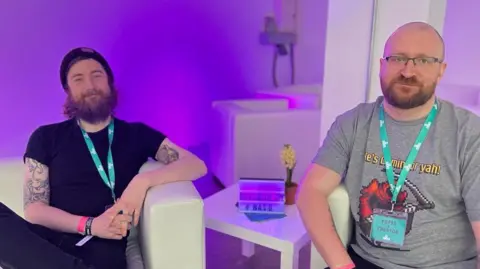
top-left (326, 246), bottom-right (382, 269)
top-left (0, 202), bottom-right (127, 269)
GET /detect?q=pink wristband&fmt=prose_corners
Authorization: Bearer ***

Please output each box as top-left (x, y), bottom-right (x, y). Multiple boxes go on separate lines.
top-left (336, 263), bottom-right (355, 269)
top-left (77, 216), bottom-right (88, 234)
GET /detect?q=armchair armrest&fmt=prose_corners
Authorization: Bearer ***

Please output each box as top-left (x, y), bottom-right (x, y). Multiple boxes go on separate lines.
top-left (138, 162), bottom-right (205, 269)
top-left (310, 185), bottom-right (352, 269)
top-left (328, 185), bottom-right (352, 246)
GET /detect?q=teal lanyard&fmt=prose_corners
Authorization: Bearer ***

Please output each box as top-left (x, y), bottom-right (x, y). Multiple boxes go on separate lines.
top-left (80, 120), bottom-right (116, 202)
top-left (379, 101), bottom-right (438, 207)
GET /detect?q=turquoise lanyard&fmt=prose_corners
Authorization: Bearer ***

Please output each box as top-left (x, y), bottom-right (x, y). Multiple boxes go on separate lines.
top-left (379, 101), bottom-right (438, 207)
top-left (80, 120), bottom-right (116, 202)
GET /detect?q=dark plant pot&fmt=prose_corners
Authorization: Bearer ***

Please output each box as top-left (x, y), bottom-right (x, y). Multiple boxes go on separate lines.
top-left (285, 182), bottom-right (298, 205)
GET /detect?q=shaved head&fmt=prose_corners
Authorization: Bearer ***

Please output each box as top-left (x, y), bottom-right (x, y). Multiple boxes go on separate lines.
top-left (384, 21), bottom-right (445, 59)
top-left (379, 21), bottom-right (447, 110)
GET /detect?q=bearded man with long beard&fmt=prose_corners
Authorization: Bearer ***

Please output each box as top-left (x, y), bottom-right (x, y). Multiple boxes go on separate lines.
top-left (0, 47), bottom-right (207, 269)
top-left (298, 22), bottom-right (480, 269)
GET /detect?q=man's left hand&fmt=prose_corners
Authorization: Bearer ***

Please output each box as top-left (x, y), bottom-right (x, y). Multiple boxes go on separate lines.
top-left (118, 175), bottom-right (150, 226)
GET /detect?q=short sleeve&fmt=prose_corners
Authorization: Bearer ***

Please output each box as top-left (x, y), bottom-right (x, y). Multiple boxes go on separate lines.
top-left (312, 109), bottom-right (357, 177)
top-left (460, 117), bottom-right (480, 222)
top-left (137, 123), bottom-right (167, 160)
top-left (23, 127), bottom-right (51, 166)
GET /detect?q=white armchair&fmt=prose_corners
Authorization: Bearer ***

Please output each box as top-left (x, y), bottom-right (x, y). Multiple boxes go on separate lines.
top-left (310, 185), bottom-right (353, 269)
top-left (210, 98), bottom-right (322, 187)
top-left (0, 158), bottom-right (205, 269)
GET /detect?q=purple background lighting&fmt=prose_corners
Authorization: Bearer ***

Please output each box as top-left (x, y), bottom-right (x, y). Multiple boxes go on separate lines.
top-left (0, 0), bottom-right (329, 163)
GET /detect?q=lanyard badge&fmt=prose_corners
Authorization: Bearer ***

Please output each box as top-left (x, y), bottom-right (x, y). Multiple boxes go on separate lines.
top-left (80, 120), bottom-right (116, 203)
top-left (370, 101), bottom-right (438, 248)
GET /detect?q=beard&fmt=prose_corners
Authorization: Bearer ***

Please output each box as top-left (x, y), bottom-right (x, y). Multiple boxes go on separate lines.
top-left (381, 75), bottom-right (435, 109)
top-left (63, 88), bottom-right (118, 124)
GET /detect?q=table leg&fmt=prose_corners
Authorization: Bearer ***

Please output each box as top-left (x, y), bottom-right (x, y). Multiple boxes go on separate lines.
top-left (241, 240), bottom-right (255, 257)
top-left (280, 250), bottom-right (299, 269)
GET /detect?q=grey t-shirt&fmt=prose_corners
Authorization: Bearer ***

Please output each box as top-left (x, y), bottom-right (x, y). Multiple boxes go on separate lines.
top-left (314, 96), bottom-right (480, 268)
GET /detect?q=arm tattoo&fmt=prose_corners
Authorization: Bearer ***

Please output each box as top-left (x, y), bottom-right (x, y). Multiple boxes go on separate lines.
top-left (23, 158), bottom-right (50, 208)
top-left (155, 143), bottom-right (180, 165)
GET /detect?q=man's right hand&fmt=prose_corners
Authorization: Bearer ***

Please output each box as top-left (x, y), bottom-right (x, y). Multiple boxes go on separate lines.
top-left (91, 202), bottom-right (133, 240)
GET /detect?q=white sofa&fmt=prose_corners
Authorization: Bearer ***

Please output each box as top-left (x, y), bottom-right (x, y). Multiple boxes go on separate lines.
top-left (210, 98), bottom-right (322, 187)
top-left (0, 158), bottom-right (205, 269)
top-left (310, 185), bottom-right (353, 269)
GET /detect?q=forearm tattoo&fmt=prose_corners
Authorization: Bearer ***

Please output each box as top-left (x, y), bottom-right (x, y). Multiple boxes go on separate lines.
top-left (23, 158), bottom-right (50, 208)
top-left (156, 143), bottom-right (180, 165)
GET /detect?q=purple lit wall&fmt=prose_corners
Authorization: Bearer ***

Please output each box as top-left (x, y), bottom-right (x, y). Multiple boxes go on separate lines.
top-left (0, 0), bottom-right (328, 161)
top-left (434, 0), bottom-right (480, 108)
top-left (442, 0), bottom-right (480, 88)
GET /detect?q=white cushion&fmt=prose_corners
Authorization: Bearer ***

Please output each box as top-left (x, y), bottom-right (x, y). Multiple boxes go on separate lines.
top-left (210, 99), bottom-right (321, 187)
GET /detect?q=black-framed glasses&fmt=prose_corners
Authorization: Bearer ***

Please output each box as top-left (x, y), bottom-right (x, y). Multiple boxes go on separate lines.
top-left (384, 56), bottom-right (442, 67)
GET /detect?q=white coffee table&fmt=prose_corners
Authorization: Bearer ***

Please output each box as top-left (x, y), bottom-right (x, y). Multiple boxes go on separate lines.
top-left (204, 184), bottom-right (310, 269)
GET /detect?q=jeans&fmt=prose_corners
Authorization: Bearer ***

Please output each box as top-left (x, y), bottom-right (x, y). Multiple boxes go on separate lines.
top-left (0, 202), bottom-right (126, 269)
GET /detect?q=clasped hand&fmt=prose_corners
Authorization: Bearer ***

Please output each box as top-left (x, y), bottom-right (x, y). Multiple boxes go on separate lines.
top-left (91, 176), bottom-right (149, 240)
top-left (117, 174), bottom-right (150, 226)
top-left (91, 201), bottom-right (134, 240)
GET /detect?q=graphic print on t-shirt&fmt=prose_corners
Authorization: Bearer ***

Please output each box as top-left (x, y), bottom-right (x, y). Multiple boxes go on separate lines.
top-left (358, 152), bottom-right (439, 250)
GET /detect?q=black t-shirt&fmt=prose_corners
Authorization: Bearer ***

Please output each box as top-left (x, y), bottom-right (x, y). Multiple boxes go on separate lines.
top-left (24, 117), bottom-right (166, 217)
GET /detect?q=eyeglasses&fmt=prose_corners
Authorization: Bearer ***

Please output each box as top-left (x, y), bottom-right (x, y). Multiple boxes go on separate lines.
top-left (384, 56), bottom-right (442, 67)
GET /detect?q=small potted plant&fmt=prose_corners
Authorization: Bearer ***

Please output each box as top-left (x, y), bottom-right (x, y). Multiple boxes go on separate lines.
top-left (280, 144), bottom-right (297, 205)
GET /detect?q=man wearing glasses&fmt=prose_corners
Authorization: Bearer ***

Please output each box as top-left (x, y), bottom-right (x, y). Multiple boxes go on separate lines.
top-left (298, 22), bottom-right (480, 269)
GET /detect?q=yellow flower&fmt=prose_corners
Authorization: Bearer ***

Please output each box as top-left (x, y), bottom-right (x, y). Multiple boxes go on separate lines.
top-left (280, 144), bottom-right (296, 170)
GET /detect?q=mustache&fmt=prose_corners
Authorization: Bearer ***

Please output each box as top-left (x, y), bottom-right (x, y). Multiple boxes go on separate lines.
top-left (82, 89), bottom-right (103, 98)
top-left (394, 76), bottom-right (421, 86)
